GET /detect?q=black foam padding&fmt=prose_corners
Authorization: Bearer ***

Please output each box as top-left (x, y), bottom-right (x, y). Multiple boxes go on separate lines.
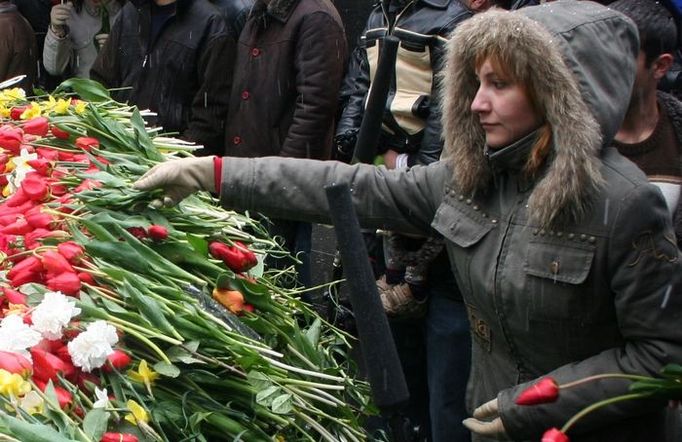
top-left (352, 36), bottom-right (400, 165)
top-left (325, 182), bottom-right (410, 410)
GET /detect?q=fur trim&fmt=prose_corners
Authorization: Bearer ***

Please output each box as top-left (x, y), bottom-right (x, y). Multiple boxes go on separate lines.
top-left (267, 0), bottom-right (298, 21)
top-left (441, 9), bottom-right (604, 227)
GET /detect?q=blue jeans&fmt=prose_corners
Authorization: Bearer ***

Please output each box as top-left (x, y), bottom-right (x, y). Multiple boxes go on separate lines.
top-left (426, 293), bottom-right (471, 442)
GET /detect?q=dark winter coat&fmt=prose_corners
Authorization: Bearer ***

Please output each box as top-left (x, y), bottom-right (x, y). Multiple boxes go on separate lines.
top-left (335, 0), bottom-right (471, 166)
top-left (90, 0), bottom-right (234, 154)
top-left (223, 0), bottom-right (347, 159)
top-left (215, 3), bottom-right (682, 441)
top-left (659, 91), bottom-right (682, 244)
top-left (0, 3), bottom-right (36, 91)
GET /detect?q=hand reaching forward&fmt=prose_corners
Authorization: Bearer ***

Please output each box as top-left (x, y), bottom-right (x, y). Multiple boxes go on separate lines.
top-left (462, 398), bottom-right (508, 440)
top-left (133, 156), bottom-right (215, 206)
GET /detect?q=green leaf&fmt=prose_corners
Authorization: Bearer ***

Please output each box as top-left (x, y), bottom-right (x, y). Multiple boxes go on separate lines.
top-left (255, 386), bottom-right (280, 407)
top-left (0, 413), bottom-right (79, 442)
top-left (54, 78), bottom-right (111, 102)
top-left (304, 317), bottom-right (322, 348)
top-left (247, 371), bottom-right (272, 390)
top-left (83, 408), bottom-right (110, 440)
top-left (121, 280), bottom-right (178, 337)
top-left (166, 345), bottom-right (204, 365)
top-left (187, 233), bottom-right (209, 256)
top-left (661, 363), bottom-right (682, 379)
top-left (154, 361), bottom-right (181, 378)
top-left (101, 297), bottom-right (129, 314)
top-left (271, 393), bottom-right (293, 415)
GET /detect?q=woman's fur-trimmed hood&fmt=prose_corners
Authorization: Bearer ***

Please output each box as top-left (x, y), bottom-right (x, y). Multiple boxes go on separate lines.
top-left (441, 1), bottom-right (639, 226)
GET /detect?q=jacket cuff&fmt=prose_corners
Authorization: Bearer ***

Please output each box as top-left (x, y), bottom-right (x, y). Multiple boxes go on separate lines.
top-left (498, 384), bottom-right (541, 440)
top-left (213, 156), bottom-right (222, 194)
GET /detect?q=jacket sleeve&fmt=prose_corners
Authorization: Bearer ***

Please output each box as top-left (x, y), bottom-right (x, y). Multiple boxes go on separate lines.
top-left (42, 27), bottom-right (73, 76)
top-left (180, 20), bottom-right (235, 156)
top-left (498, 183), bottom-right (682, 440)
top-left (279, 12), bottom-right (348, 159)
top-left (335, 40), bottom-right (370, 139)
top-left (219, 157), bottom-right (448, 235)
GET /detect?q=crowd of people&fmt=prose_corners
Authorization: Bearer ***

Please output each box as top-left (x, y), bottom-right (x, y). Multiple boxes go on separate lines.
top-left (2, 0), bottom-right (682, 441)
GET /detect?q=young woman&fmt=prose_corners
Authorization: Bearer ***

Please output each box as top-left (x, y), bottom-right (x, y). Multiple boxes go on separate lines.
top-left (134, 2), bottom-right (682, 441)
top-left (43, 0), bottom-right (123, 79)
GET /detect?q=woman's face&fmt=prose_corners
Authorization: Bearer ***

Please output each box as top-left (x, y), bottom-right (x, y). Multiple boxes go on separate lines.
top-left (471, 58), bottom-right (542, 149)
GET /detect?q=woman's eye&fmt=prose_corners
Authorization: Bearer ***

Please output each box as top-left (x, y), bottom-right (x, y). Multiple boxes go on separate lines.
top-left (492, 81), bottom-right (507, 89)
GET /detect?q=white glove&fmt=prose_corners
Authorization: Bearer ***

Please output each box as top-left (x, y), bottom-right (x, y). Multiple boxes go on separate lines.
top-left (50, 2), bottom-right (72, 32)
top-left (462, 398), bottom-right (508, 440)
top-left (133, 157), bottom-right (216, 206)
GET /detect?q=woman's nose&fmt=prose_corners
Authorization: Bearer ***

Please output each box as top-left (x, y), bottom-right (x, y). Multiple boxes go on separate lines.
top-left (470, 87), bottom-right (490, 114)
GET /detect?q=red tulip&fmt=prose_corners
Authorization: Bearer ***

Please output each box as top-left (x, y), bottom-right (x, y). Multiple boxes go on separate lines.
top-left (25, 210), bottom-right (55, 229)
top-left (209, 241), bottom-right (258, 273)
top-left (51, 125), bottom-right (70, 140)
top-left (2, 287), bottom-right (27, 305)
top-left (75, 137), bottom-right (99, 152)
top-left (23, 117), bottom-right (49, 137)
top-left (542, 428), bottom-right (570, 442)
top-left (102, 350), bottom-right (132, 372)
top-left (0, 125), bottom-right (23, 154)
top-left (57, 241), bottom-right (84, 264)
top-left (74, 179), bottom-right (102, 193)
top-left (0, 213), bottom-right (19, 226)
top-left (516, 377), bottom-right (559, 406)
top-left (148, 225), bottom-right (168, 241)
top-left (3, 187), bottom-right (30, 208)
top-left (24, 228), bottom-right (64, 250)
top-left (30, 347), bottom-right (76, 382)
top-left (26, 158), bottom-right (54, 176)
top-left (41, 251), bottom-right (76, 278)
top-left (101, 433), bottom-right (139, 442)
top-left (46, 271), bottom-right (81, 296)
top-left (21, 175), bottom-right (50, 201)
top-left (78, 272), bottom-right (96, 285)
top-left (127, 227), bottom-right (147, 240)
top-left (7, 256), bottom-right (43, 286)
top-left (0, 350), bottom-right (32, 377)
top-left (33, 379), bottom-right (73, 409)
top-left (10, 106), bottom-right (27, 120)
top-left (55, 345), bottom-right (72, 364)
top-left (0, 218), bottom-right (33, 235)
top-left (36, 147), bottom-right (59, 161)
top-left (243, 303), bottom-right (255, 313)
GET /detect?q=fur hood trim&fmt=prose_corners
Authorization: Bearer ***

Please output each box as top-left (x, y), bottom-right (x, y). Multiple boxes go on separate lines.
top-left (441, 2), bottom-right (639, 226)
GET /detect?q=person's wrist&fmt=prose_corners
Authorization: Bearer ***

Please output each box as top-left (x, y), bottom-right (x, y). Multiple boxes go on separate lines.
top-left (50, 24), bottom-right (67, 38)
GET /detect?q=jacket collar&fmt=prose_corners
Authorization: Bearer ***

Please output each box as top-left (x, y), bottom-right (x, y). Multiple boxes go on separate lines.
top-left (130, 0), bottom-right (191, 13)
top-left (485, 130), bottom-right (538, 175)
top-left (418, 0), bottom-right (450, 9)
top-left (264, 0), bottom-right (299, 22)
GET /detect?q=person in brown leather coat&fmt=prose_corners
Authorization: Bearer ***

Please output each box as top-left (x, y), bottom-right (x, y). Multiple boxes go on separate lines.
top-left (0, 1), bottom-right (36, 92)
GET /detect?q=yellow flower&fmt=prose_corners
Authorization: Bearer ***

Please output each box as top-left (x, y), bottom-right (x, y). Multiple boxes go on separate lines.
top-left (54, 98), bottom-right (70, 115)
top-left (20, 102), bottom-right (41, 120)
top-left (42, 95), bottom-right (57, 112)
top-left (128, 360), bottom-right (159, 393)
top-left (74, 100), bottom-right (87, 115)
top-left (124, 399), bottom-right (149, 426)
top-left (0, 88), bottom-right (26, 104)
top-left (0, 369), bottom-right (31, 397)
top-left (0, 105), bottom-right (10, 118)
top-left (2, 186), bottom-right (11, 198)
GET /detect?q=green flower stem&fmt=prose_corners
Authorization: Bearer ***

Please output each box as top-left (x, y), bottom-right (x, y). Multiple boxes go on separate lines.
top-left (27, 382), bottom-right (93, 442)
top-left (110, 322), bottom-right (173, 363)
top-left (83, 283), bottom-right (126, 306)
top-left (275, 378), bottom-right (345, 391)
top-left (561, 393), bottom-right (649, 434)
top-left (560, 373), bottom-right (654, 389)
top-left (263, 356), bottom-right (345, 382)
top-left (288, 386), bottom-right (339, 408)
top-left (294, 410), bottom-right (339, 442)
top-left (106, 316), bottom-right (183, 347)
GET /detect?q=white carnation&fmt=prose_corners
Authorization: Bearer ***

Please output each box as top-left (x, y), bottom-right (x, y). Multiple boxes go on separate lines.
top-left (92, 387), bottom-right (109, 409)
top-left (67, 320), bottom-right (118, 372)
top-left (0, 315), bottom-right (41, 359)
top-left (31, 291), bottom-right (81, 340)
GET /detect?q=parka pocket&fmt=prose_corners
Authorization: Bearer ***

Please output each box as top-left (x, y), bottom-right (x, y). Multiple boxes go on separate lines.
top-left (523, 241), bottom-right (595, 319)
top-left (432, 202), bottom-right (492, 248)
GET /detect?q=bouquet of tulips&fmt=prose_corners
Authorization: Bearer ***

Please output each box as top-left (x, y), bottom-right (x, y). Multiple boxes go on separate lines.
top-left (0, 80), bottom-right (371, 442)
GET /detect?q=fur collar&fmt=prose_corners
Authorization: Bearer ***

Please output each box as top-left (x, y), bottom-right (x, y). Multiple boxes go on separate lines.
top-left (440, 4), bottom-right (637, 227)
top-left (266, 0), bottom-right (299, 22)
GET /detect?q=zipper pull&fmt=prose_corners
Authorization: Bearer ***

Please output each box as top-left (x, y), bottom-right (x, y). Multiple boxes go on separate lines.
top-left (142, 55), bottom-right (148, 68)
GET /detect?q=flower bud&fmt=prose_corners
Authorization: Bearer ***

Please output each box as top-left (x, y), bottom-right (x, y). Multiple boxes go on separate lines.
top-left (541, 428), bottom-right (570, 442)
top-left (516, 377), bottom-right (559, 406)
top-left (148, 225), bottom-right (169, 241)
top-left (22, 117), bottom-right (49, 137)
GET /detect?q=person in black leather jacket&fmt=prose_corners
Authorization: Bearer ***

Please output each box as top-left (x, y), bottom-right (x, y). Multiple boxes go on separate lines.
top-left (210, 0), bottom-right (254, 40)
top-left (90, 0), bottom-right (235, 155)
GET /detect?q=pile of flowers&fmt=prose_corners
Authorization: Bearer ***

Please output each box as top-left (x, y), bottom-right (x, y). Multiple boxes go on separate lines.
top-left (0, 80), bottom-right (371, 441)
